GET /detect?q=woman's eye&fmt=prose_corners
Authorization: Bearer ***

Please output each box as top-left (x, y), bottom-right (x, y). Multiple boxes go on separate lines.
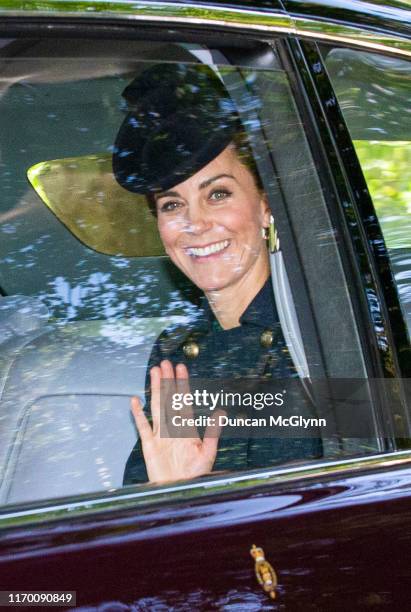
top-left (159, 200), bottom-right (183, 213)
top-left (209, 189), bottom-right (232, 201)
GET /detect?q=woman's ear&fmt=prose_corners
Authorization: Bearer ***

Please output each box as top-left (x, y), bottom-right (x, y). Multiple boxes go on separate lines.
top-left (260, 193), bottom-right (271, 228)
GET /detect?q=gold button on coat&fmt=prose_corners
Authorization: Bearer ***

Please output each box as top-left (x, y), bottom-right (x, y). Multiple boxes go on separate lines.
top-left (260, 329), bottom-right (273, 348)
top-left (183, 341), bottom-right (200, 359)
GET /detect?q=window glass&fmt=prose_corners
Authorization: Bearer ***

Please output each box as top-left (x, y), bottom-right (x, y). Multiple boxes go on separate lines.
top-left (324, 48), bottom-right (411, 340)
top-left (0, 38), bottom-right (380, 508)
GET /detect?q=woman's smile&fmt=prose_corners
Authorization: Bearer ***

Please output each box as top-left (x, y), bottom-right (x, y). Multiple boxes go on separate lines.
top-left (185, 239), bottom-right (231, 259)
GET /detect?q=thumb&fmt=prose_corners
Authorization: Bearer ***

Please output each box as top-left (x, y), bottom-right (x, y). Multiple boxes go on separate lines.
top-left (130, 396), bottom-right (153, 441)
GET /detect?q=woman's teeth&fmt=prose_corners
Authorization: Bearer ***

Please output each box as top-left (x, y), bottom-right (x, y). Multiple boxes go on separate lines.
top-left (187, 240), bottom-right (230, 258)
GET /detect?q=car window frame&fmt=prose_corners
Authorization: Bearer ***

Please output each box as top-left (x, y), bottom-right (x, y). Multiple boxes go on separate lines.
top-left (284, 36), bottom-right (411, 442)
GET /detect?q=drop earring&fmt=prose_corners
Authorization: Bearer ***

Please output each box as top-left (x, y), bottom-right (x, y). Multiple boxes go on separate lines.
top-left (269, 215), bottom-right (280, 253)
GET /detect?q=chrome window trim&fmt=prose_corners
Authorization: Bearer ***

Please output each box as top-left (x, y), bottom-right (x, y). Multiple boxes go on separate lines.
top-left (1, 450), bottom-right (411, 528)
top-left (293, 16), bottom-right (411, 56)
top-left (0, 2), bottom-right (410, 57)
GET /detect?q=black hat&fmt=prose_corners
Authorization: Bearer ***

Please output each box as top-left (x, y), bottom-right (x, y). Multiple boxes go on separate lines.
top-left (112, 63), bottom-right (240, 195)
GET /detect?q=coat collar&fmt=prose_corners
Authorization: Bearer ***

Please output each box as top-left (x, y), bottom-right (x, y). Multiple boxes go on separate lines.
top-left (200, 276), bottom-right (279, 331)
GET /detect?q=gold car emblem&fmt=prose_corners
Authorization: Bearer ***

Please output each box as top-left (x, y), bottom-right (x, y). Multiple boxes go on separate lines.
top-left (250, 544), bottom-right (278, 600)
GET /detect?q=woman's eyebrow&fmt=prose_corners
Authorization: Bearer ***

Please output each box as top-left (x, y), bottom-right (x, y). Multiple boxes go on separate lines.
top-left (155, 189), bottom-right (180, 200)
top-left (155, 173), bottom-right (237, 200)
top-left (199, 173), bottom-right (237, 189)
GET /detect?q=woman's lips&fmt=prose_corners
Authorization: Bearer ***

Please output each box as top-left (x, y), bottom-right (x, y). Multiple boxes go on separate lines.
top-left (185, 239), bottom-right (230, 259)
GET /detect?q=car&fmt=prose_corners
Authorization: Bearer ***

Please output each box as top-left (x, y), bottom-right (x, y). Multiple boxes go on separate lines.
top-left (0, 0), bottom-right (410, 609)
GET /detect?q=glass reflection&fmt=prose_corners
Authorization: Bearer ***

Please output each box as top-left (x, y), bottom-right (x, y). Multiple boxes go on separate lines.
top-left (325, 48), bottom-right (411, 339)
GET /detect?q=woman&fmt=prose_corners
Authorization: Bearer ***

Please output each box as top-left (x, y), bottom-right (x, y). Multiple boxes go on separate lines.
top-left (113, 63), bottom-right (322, 485)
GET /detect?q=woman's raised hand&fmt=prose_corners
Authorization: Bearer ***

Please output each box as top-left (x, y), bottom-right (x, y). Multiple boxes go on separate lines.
top-left (131, 360), bottom-right (223, 484)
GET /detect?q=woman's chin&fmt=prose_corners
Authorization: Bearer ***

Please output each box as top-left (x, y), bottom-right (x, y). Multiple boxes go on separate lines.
top-left (193, 276), bottom-right (236, 293)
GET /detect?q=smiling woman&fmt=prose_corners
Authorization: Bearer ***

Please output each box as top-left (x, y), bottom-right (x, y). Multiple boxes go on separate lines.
top-left (155, 144), bottom-right (270, 327)
top-left (112, 63), bottom-right (323, 485)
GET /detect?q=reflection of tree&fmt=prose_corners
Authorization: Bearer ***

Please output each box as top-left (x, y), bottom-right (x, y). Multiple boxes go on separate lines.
top-left (37, 264), bottom-right (200, 324)
top-left (0, 200), bottom-right (200, 324)
top-left (354, 140), bottom-right (411, 250)
top-left (355, 140), bottom-right (411, 333)
top-left (326, 50), bottom-right (411, 141)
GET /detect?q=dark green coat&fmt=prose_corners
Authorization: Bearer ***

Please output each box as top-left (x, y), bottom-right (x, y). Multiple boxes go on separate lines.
top-left (123, 279), bottom-right (322, 484)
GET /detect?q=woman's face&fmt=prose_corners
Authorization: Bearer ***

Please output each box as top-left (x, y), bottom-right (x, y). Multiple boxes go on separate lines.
top-left (154, 144), bottom-right (270, 294)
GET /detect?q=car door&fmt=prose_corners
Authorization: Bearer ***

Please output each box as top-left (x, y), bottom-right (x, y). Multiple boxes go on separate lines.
top-left (0, 3), bottom-right (410, 611)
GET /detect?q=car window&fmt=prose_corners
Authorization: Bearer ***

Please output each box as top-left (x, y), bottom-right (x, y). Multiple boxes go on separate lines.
top-left (0, 37), bottom-right (389, 508)
top-left (323, 47), bottom-right (411, 342)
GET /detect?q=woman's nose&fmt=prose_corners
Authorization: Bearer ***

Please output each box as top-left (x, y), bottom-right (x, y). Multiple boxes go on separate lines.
top-left (184, 203), bottom-right (212, 234)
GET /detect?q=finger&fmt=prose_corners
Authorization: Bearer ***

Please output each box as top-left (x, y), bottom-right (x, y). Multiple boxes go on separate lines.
top-left (175, 363), bottom-right (194, 421)
top-left (175, 362), bottom-right (189, 391)
top-left (131, 396), bottom-right (153, 442)
top-left (160, 360), bottom-right (176, 411)
top-left (158, 360), bottom-right (177, 436)
top-left (150, 366), bottom-right (162, 434)
top-left (175, 362), bottom-right (189, 379)
top-left (160, 359), bottom-right (175, 380)
top-left (202, 409), bottom-right (225, 461)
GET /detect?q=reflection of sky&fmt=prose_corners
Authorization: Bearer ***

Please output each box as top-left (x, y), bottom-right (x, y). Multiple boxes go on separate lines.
top-left (125, 495), bottom-right (301, 539)
top-left (99, 317), bottom-right (190, 348)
